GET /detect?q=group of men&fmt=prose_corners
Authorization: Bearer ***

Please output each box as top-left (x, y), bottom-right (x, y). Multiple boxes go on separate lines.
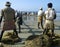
top-left (38, 3), bottom-right (56, 37)
top-left (0, 1), bottom-right (56, 42)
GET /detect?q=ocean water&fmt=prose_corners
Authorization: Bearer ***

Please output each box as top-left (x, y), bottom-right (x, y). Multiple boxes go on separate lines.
top-left (23, 13), bottom-right (60, 22)
top-left (55, 13), bottom-right (60, 21)
top-left (0, 12), bottom-right (60, 21)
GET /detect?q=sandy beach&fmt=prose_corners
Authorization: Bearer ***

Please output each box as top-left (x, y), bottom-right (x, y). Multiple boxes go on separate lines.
top-left (0, 15), bottom-right (60, 47)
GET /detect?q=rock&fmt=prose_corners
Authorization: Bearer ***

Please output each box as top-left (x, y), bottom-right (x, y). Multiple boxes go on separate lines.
top-left (25, 35), bottom-right (42, 47)
top-left (0, 43), bottom-right (4, 47)
top-left (42, 35), bottom-right (51, 47)
top-left (25, 35), bottom-right (51, 47)
top-left (25, 33), bottom-right (60, 47)
top-left (1, 30), bottom-right (21, 44)
top-left (52, 34), bottom-right (60, 46)
top-left (55, 34), bottom-right (60, 38)
top-left (53, 38), bottom-right (60, 46)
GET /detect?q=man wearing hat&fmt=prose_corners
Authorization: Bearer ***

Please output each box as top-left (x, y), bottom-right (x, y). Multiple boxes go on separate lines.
top-left (37, 7), bottom-right (44, 29)
top-left (43, 3), bottom-right (56, 37)
top-left (0, 2), bottom-right (18, 41)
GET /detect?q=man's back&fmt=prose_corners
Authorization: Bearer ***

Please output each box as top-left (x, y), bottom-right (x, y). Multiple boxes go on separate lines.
top-left (45, 8), bottom-right (56, 20)
top-left (2, 7), bottom-right (15, 21)
top-left (38, 10), bottom-right (44, 16)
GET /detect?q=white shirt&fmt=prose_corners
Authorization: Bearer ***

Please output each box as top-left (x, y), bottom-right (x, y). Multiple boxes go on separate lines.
top-left (45, 8), bottom-right (56, 20)
top-left (38, 10), bottom-right (43, 16)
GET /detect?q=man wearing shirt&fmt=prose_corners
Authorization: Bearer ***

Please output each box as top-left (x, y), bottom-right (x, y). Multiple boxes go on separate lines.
top-left (43, 3), bottom-right (56, 37)
top-left (37, 8), bottom-right (44, 29)
top-left (0, 2), bottom-right (19, 41)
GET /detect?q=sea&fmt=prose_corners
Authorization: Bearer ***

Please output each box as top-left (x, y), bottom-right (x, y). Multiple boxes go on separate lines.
top-left (23, 12), bottom-right (60, 22)
top-left (56, 13), bottom-right (60, 21)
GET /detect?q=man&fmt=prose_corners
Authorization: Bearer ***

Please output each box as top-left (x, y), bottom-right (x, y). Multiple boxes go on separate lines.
top-left (16, 11), bottom-right (23, 33)
top-left (43, 3), bottom-right (56, 36)
top-left (37, 7), bottom-right (44, 29)
top-left (0, 2), bottom-right (18, 41)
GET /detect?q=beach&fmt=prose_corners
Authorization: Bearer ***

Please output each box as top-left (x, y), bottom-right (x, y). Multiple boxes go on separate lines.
top-left (0, 14), bottom-right (60, 47)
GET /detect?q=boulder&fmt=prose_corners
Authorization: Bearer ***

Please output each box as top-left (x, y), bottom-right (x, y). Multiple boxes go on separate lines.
top-left (25, 33), bottom-right (60, 47)
top-left (0, 43), bottom-right (4, 47)
top-left (25, 35), bottom-right (42, 47)
top-left (1, 30), bottom-right (21, 44)
top-left (52, 34), bottom-right (60, 46)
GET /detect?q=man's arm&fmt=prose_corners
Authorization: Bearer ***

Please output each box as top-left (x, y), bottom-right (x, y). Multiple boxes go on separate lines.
top-left (13, 10), bottom-right (16, 22)
top-left (0, 10), bottom-right (4, 23)
top-left (54, 10), bottom-right (56, 19)
top-left (43, 12), bottom-right (46, 20)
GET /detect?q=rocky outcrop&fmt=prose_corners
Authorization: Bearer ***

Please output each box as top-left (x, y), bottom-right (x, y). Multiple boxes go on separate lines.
top-left (25, 33), bottom-right (60, 47)
top-left (25, 35), bottom-right (42, 47)
top-left (1, 30), bottom-right (21, 44)
top-left (0, 43), bottom-right (4, 47)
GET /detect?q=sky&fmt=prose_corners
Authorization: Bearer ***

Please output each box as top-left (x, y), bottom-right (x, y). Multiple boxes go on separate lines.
top-left (0, 0), bottom-right (60, 11)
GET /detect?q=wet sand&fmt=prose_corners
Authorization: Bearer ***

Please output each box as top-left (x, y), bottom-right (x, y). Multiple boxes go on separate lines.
top-left (0, 15), bottom-right (60, 47)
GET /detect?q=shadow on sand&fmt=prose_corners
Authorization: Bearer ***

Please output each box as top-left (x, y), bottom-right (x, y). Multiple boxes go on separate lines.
top-left (23, 22), bottom-right (42, 35)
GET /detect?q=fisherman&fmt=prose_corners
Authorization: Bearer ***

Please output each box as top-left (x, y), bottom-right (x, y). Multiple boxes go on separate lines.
top-left (16, 11), bottom-right (23, 33)
top-left (43, 3), bottom-right (56, 37)
top-left (0, 2), bottom-right (19, 41)
top-left (37, 7), bottom-right (44, 29)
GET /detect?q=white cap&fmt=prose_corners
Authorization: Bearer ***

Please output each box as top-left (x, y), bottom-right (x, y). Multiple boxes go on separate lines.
top-left (5, 1), bottom-right (11, 6)
top-left (39, 7), bottom-right (43, 10)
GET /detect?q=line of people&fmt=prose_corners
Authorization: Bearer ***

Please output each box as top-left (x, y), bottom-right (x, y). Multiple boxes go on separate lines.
top-left (0, 1), bottom-right (56, 42)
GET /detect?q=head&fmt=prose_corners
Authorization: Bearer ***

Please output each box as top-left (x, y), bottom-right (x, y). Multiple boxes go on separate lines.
top-left (40, 7), bottom-right (43, 10)
top-left (47, 3), bottom-right (53, 8)
top-left (53, 8), bottom-right (55, 10)
top-left (5, 1), bottom-right (11, 7)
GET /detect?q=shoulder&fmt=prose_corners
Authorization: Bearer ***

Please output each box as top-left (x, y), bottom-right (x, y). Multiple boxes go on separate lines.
top-left (38, 10), bottom-right (40, 13)
top-left (1, 7), bottom-right (7, 11)
top-left (45, 10), bottom-right (48, 14)
top-left (10, 8), bottom-right (15, 11)
top-left (9, 8), bottom-right (15, 13)
top-left (38, 10), bottom-right (43, 13)
top-left (50, 9), bottom-right (56, 14)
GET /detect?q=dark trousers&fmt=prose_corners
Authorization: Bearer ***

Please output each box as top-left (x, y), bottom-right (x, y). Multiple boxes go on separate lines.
top-left (18, 23), bottom-right (21, 33)
top-left (0, 29), bottom-right (18, 41)
top-left (43, 28), bottom-right (54, 37)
